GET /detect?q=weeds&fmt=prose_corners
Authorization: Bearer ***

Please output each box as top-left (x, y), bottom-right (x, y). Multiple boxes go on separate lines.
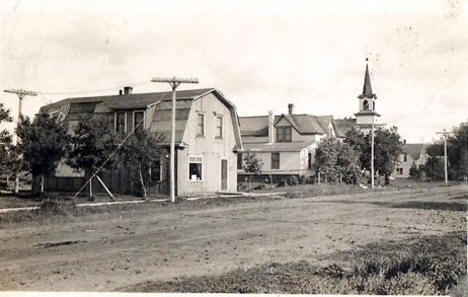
top-left (121, 231), bottom-right (467, 295)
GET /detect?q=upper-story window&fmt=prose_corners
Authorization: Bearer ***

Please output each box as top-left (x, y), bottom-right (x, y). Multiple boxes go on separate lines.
top-left (277, 126), bottom-right (292, 142)
top-left (403, 153), bottom-right (408, 162)
top-left (115, 112), bottom-right (126, 134)
top-left (215, 116), bottom-right (223, 139)
top-left (197, 113), bottom-right (205, 137)
top-left (133, 111), bottom-right (144, 131)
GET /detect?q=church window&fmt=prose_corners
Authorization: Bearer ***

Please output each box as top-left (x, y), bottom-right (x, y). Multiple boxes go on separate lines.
top-left (363, 100), bottom-right (369, 110)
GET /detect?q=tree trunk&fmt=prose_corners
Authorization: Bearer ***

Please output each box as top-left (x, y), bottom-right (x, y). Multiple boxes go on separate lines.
top-left (40, 174), bottom-right (45, 193)
top-left (384, 173), bottom-right (390, 185)
top-left (139, 163), bottom-right (147, 198)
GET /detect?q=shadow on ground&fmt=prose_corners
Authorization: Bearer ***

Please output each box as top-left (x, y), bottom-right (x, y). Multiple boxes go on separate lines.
top-left (323, 199), bottom-right (467, 212)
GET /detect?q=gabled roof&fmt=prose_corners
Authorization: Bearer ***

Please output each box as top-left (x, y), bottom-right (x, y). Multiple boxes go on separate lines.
top-left (403, 143), bottom-right (427, 160)
top-left (333, 118), bottom-right (357, 138)
top-left (240, 113), bottom-right (334, 136)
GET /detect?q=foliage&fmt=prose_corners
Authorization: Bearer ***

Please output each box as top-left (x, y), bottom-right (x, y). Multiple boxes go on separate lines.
top-left (426, 124), bottom-right (468, 181)
top-left (16, 113), bottom-right (69, 191)
top-left (408, 162), bottom-right (420, 180)
top-left (345, 126), bottom-right (404, 184)
top-left (242, 152), bottom-right (263, 175)
top-left (118, 128), bottom-right (165, 197)
top-left (121, 232), bottom-right (466, 295)
top-left (315, 137), bottom-right (360, 184)
top-left (242, 152), bottom-right (263, 192)
top-left (66, 116), bottom-right (118, 182)
top-left (0, 103), bottom-right (14, 181)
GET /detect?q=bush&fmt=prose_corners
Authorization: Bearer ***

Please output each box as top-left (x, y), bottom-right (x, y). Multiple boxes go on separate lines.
top-left (288, 176), bottom-right (299, 186)
top-left (277, 179), bottom-right (287, 187)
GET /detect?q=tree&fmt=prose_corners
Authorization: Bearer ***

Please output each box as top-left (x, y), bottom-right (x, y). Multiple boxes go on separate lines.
top-left (16, 113), bottom-right (69, 194)
top-left (374, 127), bottom-right (404, 185)
top-left (119, 129), bottom-right (165, 198)
top-left (447, 124), bottom-right (468, 180)
top-left (315, 137), bottom-right (339, 182)
top-left (345, 126), bottom-right (403, 185)
top-left (409, 162), bottom-right (420, 180)
top-left (66, 116), bottom-right (118, 198)
top-left (315, 137), bottom-right (360, 184)
top-left (0, 104), bottom-right (14, 188)
top-left (336, 141), bottom-right (361, 184)
top-left (242, 152), bottom-right (263, 191)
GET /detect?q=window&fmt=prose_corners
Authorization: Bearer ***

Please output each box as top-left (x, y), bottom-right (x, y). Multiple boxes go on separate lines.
top-left (69, 102), bottom-right (97, 114)
top-left (197, 113), bottom-right (204, 137)
top-left (216, 116), bottom-right (223, 139)
top-left (404, 153), bottom-right (408, 162)
top-left (308, 152), bottom-right (312, 169)
top-left (397, 168), bottom-right (403, 175)
top-left (271, 152), bottom-right (280, 169)
top-left (115, 112), bottom-right (126, 133)
top-left (237, 153), bottom-right (243, 169)
top-left (363, 100), bottom-right (369, 110)
top-left (134, 111), bottom-right (144, 131)
top-left (189, 156), bottom-right (203, 181)
top-left (277, 126), bottom-right (292, 142)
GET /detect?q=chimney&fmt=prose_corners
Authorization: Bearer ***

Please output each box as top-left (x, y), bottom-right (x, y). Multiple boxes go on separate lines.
top-left (288, 103), bottom-right (294, 115)
top-left (123, 86), bottom-right (133, 95)
top-left (268, 110), bottom-right (275, 144)
top-left (119, 89), bottom-right (123, 96)
top-left (403, 139), bottom-right (406, 144)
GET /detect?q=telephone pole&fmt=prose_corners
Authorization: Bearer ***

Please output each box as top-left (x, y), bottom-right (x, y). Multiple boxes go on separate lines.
top-left (150, 77), bottom-right (198, 203)
top-left (436, 129), bottom-right (452, 184)
top-left (3, 89), bottom-right (38, 194)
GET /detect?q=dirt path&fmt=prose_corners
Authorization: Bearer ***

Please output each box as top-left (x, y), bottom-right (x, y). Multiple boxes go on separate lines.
top-left (0, 185), bottom-right (466, 291)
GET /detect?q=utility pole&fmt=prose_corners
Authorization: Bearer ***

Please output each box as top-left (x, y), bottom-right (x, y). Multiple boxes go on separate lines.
top-left (150, 77), bottom-right (198, 203)
top-left (436, 129), bottom-right (452, 184)
top-left (4, 89), bottom-right (38, 194)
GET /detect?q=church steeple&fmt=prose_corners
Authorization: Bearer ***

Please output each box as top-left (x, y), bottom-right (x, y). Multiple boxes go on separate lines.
top-left (358, 59), bottom-right (377, 99)
top-left (354, 58), bottom-right (380, 127)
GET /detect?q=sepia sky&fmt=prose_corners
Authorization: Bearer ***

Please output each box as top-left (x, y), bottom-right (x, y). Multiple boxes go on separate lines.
top-left (1, 0), bottom-right (467, 143)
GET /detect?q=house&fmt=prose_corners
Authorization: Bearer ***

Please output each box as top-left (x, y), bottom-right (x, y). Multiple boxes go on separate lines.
top-left (238, 103), bottom-right (335, 181)
top-left (39, 87), bottom-right (243, 196)
top-left (394, 143), bottom-right (429, 178)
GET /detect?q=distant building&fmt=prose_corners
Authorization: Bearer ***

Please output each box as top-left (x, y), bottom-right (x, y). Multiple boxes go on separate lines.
top-left (39, 88), bottom-right (243, 196)
top-left (394, 143), bottom-right (429, 178)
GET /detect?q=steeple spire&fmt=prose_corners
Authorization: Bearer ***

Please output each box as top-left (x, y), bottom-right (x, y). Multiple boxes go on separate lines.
top-left (359, 58), bottom-right (377, 99)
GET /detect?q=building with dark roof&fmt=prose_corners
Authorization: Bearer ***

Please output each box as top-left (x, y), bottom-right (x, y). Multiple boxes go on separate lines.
top-left (39, 87), bottom-right (243, 196)
top-left (238, 103), bottom-right (336, 178)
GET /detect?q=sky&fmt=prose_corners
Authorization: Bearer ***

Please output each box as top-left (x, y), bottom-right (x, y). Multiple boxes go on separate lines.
top-left (1, 0), bottom-right (467, 143)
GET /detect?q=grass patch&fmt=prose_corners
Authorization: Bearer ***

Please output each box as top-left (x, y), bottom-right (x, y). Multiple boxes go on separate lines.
top-left (120, 231), bottom-right (467, 295)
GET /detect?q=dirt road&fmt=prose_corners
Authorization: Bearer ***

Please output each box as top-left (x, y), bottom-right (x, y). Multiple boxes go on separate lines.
top-left (0, 185), bottom-right (466, 291)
